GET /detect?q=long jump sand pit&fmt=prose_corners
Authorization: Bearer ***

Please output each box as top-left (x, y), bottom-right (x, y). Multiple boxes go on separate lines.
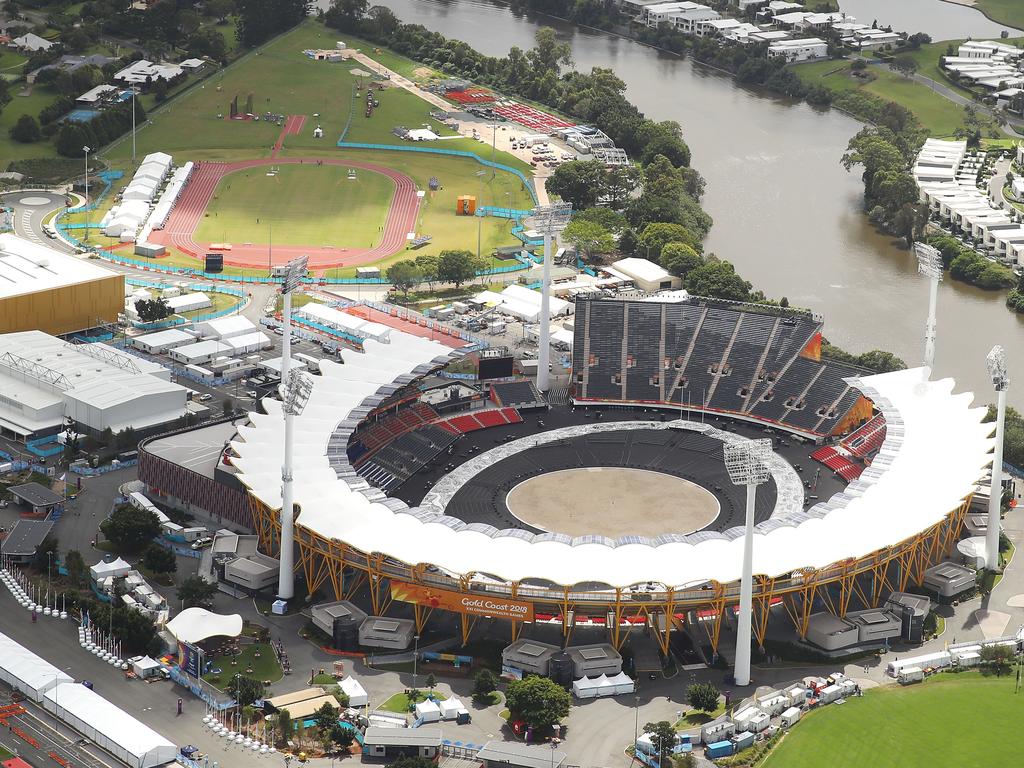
top-left (505, 467), bottom-right (720, 537)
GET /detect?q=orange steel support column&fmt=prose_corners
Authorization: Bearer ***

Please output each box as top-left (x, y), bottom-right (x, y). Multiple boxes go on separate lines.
top-left (754, 577), bottom-right (773, 648)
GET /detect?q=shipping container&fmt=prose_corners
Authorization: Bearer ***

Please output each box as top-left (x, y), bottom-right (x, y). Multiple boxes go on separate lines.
top-left (732, 731), bottom-right (755, 751)
top-left (705, 741), bottom-right (734, 759)
top-left (748, 712), bottom-right (771, 733)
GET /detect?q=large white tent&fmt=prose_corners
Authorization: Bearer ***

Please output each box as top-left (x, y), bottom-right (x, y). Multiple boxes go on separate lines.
top-left (43, 683), bottom-right (177, 768)
top-left (90, 557), bottom-right (132, 581)
top-left (339, 676), bottom-right (368, 707)
top-left (0, 630), bottom-right (74, 701)
top-left (572, 673), bottom-right (634, 699)
top-left (166, 607), bottom-right (242, 644)
top-left (295, 303), bottom-right (391, 343)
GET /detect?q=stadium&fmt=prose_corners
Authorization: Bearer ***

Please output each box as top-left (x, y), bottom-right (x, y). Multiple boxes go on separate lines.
top-left (225, 294), bottom-right (992, 658)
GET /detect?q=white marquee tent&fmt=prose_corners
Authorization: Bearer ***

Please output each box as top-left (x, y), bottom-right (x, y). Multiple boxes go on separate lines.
top-left (0, 630), bottom-right (74, 701)
top-left (571, 672), bottom-right (635, 699)
top-left (43, 683), bottom-right (177, 768)
top-left (166, 607), bottom-right (243, 644)
top-left (90, 557), bottom-right (132, 581)
top-left (339, 676), bottom-right (368, 707)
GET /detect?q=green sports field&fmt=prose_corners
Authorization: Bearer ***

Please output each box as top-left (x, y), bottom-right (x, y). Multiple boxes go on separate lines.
top-left (193, 164), bottom-right (393, 248)
top-left (762, 672), bottom-right (1024, 768)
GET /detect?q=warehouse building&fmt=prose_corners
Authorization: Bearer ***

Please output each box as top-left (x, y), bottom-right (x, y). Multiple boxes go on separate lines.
top-left (0, 330), bottom-right (188, 441)
top-left (0, 234), bottom-right (124, 335)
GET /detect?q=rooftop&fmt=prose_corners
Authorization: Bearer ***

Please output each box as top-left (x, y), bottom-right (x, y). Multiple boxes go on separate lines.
top-left (0, 519), bottom-right (55, 557)
top-left (0, 234), bottom-right (121, 300)
top-left (144, 419), bottom-right (242, 480)
top-left (8, 482), bottom-right (64, 508)
top-left (477, 741), bottom-right (567, 768)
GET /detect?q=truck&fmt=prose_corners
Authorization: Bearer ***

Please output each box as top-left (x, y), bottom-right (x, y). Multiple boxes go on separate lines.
top-left (898, 666), bottom-right (924, 685)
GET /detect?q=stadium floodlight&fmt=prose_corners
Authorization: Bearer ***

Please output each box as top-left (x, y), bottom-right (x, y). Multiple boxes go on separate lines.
top-left (985, 345), bottom-right (1009, 571)
top-left (83, 146), bottom-right (91, 241)
top-left (723, 438), bottom-right (772, 688)
top-left (278, 369), bottom-right (314, 602)
top-left (525, 202), bottom-right (573, 392)
top-left (914, 242), bottom-right (943, 374)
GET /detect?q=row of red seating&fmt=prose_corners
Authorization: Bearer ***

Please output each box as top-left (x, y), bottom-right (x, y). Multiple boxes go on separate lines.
top-left (810, 445), bottom-right (863, 482)
top-left (358, 403), bottom-right (439, 453)
top-left (841, 414), bottom-right (887, 458)
top-left (439, 407), bottom-right (523, 434)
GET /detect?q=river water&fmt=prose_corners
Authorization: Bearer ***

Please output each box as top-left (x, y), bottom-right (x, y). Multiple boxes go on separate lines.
top-left (327, 0), bottom-right (1024, 405)
top-left (838, 0), bottom-right (1021, 40)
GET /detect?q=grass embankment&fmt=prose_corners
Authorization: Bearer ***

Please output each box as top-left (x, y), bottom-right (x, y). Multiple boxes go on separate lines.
top-left (202, 642), bottom-right (283, 686)
top-left (91, 20), bottom-right (532, 278)
top-left (794, 60), bottom-right (975, 137)
top-left (762, 671), bottom-right (1024, 768)
top-left (976, 0), bottom-right (1024, 30)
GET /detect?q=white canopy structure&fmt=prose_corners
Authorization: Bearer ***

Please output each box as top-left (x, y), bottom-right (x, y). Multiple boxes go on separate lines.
top-left (231, 359), bottom-right (990, 590)
top-left (571, 673), bottom-right (634, 698)
top-left (414, 699), bottom-right (441, 722)
top-left (165, 607), bottom-right (242, 644)
top-left (295, 303), bottom-right (392, 343)
top-left (43, 683), bottom-right (176, 768)
top-left (339, 676), bottom-right (368, 707)
top-left (0, 631), bottom-right (74, 701)
top-left (439, 697), bottom-right (468, 720)
top-left (90, 557), bottom-right (131, 581)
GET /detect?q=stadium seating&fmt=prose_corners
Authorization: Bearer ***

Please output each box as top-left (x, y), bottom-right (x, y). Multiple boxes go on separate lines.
top-left (572, 296), bottom-right (864, 437)
top-left (809, 446), bottom-right (863, 483)
top-left (491, 380), bottom-right (545, 408)
top-left (841, 414), bottom-right (887, 458)
top-left (349, 402), bottom-right (439, 461)
top-left (357, 424), bottom-right (458, 491)
top-left (441, 408), bottom-right (522, 434)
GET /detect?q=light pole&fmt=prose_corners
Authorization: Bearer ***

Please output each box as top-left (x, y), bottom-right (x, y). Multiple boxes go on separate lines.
top-left (130, 86), bottom-right (137, 165)
top-left (412, 634), bottom-right (420, 691)
top-left (83, 145), bottom-right (91, 242)
top-left (475, 169), bottom-right (487, 262)
top-left (914, 242), bottom-right (943, 375)
top-left (278, 367), bottom-right (313, 602)
top-left (525, 202), bottom-right (573, 392)
top-left (723, 438), bottom-right (772, 687)
top-left (986, 345), bottom-right (1009, 571)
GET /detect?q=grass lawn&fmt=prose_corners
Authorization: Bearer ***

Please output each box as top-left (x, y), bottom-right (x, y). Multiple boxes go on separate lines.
top-left (675, 703), bottom-right (725, 729)
top-left (762, 671), bottom-right (1024, 768)
top-left (0, 84), bottom-right (64, 162)
top-left (194, 163), bottom-right (393, 248)
top-left (793, 61), bottom-right (974, 137)
top-left (203, 642), bottom-right (283, 686)
top-left (379, 691), bottom-right (447, 713)
top-left (977, 0), bottom-right (1024, 29)
top-left (179, 291), bottom-right (243, 320)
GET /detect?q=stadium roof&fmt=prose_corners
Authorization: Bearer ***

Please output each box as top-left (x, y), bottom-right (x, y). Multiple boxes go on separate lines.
top-left (231, 312), bottom-right (991, 588)
top-left (0, 234), bottom-right (120, 300)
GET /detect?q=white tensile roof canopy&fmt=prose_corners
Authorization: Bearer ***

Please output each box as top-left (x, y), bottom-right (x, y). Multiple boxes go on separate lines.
top-left (231, 320), bottom-right (992, 589)
top-left (166, 607), bottom-right (243, 644)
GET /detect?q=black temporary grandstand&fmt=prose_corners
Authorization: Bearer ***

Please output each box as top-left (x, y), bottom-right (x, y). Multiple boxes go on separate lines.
top-left (571, 297), bottom-right (866, 437)
top-left (490, 380), bottom-right (547, 411)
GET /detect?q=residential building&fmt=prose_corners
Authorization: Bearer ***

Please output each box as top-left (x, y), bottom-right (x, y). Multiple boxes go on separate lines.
top-left (767, 38), bottom-right (828, 62)
top-left (12, 32), bottom-right (53, 52)
top-left (113, 59), bottom-right (184, 84)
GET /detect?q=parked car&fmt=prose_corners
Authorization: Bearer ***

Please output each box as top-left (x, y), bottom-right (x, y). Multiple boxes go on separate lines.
top-left (190, 537), bottom-right (213, 550)
top-left (199, 393), bottom-right (213, 402)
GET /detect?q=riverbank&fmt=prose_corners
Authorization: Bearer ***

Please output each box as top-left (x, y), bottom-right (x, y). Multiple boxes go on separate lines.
top-left (967, 0), bottom-right (1024, 30)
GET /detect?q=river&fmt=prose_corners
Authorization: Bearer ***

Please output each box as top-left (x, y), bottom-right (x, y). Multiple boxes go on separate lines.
top-left (323, 0), bottom-right (1024, 406)
top-left (838, 0), bottom-right (1021, 41)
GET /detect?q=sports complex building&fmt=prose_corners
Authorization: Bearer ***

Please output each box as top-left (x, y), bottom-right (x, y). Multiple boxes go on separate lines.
top-left (140, 294), bottom-right (993, 657)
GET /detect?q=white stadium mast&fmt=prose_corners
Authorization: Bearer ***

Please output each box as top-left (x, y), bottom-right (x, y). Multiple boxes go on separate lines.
top-left (985, 345), bottom-right (1009, 571)
top-left (526, 202), bottom-right (572, 393)
top-left (723, 437), bottom-right (772, 687)
top-left (914, 242), bottom-right (943, 374)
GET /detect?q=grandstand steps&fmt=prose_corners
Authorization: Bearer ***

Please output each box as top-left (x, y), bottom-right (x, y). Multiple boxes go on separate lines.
top-left (813, 384), bottom-right (854, 434)
top-left (739, 317), bottom-right (781, 413)
top-left (703, 313), bottom-right (745, 407)
top-left (781, 363), bottom-right (825, 419)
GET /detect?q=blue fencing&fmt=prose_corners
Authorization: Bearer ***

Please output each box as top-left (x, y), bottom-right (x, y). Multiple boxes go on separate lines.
top-left (125, 278), bottom-right (249, 330)
top-left (26, 435), bottom-right (63, 458)
top-left (70, 458), bottom-right (138, 476)
top-left (336, 140), bottom-right (539, 205)
top-left (476, 205), bottom-right (533, 219)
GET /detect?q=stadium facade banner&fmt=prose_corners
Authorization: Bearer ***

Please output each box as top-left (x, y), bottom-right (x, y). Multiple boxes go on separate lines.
top-left (390, 581), bottom-right (534, 622)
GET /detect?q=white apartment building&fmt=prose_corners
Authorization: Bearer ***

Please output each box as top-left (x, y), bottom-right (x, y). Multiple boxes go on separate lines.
top-left (767, 38), bottom-right (828, 62)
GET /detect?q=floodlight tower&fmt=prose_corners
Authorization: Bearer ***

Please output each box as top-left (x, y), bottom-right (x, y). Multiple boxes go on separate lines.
top-left (525, 202), bottom-right (572, 392)
top-left (276, 255), bottom-right (309, 602)
top-left (278, 369), bottom-right (313, 601)
top-left (985, 345), bottom-right (1010, 571)
top-left (914, 242), bottom-right (944, 375)
top-left (723, 438), bottom-right (772, 687)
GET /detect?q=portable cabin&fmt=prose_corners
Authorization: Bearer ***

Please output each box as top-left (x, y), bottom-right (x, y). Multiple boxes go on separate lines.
top-left (780, 707), bottom-right (801, 728)
top-left (705, 741), bottom-right (734, 759)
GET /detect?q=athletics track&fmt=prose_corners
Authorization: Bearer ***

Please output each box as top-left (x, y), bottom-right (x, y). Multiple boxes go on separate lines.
top-left (150, 155), bottom-right (420, 269)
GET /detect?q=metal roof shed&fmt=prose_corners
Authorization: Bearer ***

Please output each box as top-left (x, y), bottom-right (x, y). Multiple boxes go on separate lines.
top-left (43, 682), bottom-right (176, 768)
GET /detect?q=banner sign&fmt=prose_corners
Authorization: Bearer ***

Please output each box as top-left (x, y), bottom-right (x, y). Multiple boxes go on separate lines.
top-left (390, 581), bottom-right (534, 622)
top-left (178, 641), bottom-right (201, 677)
top-left (501, 664), bottom-right (524, 681)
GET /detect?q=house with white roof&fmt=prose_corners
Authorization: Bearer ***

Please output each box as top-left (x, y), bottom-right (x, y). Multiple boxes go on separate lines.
top-left (768, 37), bottom-right (828, 62)
top-left (114, 59), bottom-right (184, 84)
top-left (12, 32), bottom-right (53, 51)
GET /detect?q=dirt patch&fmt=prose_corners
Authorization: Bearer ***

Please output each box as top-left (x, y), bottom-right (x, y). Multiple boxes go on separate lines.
top-left (413, 67), bottom-right (433, 79)
top-left (349, 67), bottom-right (373, 77)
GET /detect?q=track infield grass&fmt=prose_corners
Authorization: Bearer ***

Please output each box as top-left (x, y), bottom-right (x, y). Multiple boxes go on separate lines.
top-left (193, 163), bottom-right (393, 248)
top-left (762, 671), bottom-right (1024, 768)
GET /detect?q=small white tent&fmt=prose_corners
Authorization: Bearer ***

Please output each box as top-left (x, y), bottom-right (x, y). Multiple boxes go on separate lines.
top-left (571, 676), bottom-right (602, 699)
top-left (90, 557), bottom-right (132, 581)
top-left (132, 656), bottom-right (163, 679)
top-left (339, 676), bottom-right (368, 707)
top-left (414, 699), bottom-right (441, 722)
top-left (439, 697), bottom-right (468, 720)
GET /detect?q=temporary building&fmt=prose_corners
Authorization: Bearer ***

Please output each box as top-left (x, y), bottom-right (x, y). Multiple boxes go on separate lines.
top-left (165, 607), bottom-right (242, 644)
top-left (163, 292), bottom-right (212, 314)
top-left (414, 699), bottom-right (441, 722)
top-left (194, 315), bottom-right (257, 340)
top-left (780, 706), bottom-right (801, 728)
top-left (571, 672), bottom-right (633, 699)
top-left (131, 656), bottom-right (163, 679)
top-left (571, 676), bottom-right (602, 699)
top-left (0, 631), bottom-right (74, 702)
top-left (295, 303), bottom-right (391, 343)
top-left (439, 697), bottom-right (468, 720)
top-left (43, 683), bottom-right (176, 768)
top-left (339, 676), bottom-right (368, 707)
top-left (90, 557), bottom-right (132, 581)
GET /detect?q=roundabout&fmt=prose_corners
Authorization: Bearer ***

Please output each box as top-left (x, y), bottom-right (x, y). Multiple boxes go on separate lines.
top-left (504, 466), bottom-right (720, 537)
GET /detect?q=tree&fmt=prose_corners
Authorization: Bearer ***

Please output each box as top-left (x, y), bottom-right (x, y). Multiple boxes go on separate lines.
top-left (642, 721), bottom-right (677, 767)
top-left (10, 113), bottom-right (40, 143)
top-left (135, 297), bottom-right (172, 323)
top-left (574, 206), bottom-right (628, 233)
top-left (326, 0), bottom-right (369, 33)
top-left (980, 644), bottom-right (1014, 675)
top-left (686, 682), bottom-right (720, 713)
top-left (81, 599), bottom-right (161, 655)
top-left (386, 260), bottom-right (422, 298)
top-left (236, 0), bottom-right (308, 48)
top-left (505, 676), bottom-right (571, 731)
top-left (276, 708), bottom-right (293, 745)
top-left (205, 0), bottom-right (236, 22)
top-left (223, 397), bottom-right (236, 417)
top-left (425, 673), bottom-right (437, 691)
top-left (850, 58), bottom-right (868, 73)
top-left (854, 350), bottom-right (906, 373)
top-left (100, 505), bottom-right (160, 553)
top-left (890, 55), bottom-right (919, 79)
top-left (313, 701), bottom-right (339, 734)
top-left (637, 222), bottom-right (699, 261)
top-left (142, 543), bottom-right (177, 574)
top-left (55, 121), bottom-right (89, 158)
top-left (473, 669), bottom-right (499, 700)
top-left (563, 218), bottom-right (615, 262)
top-left (228, 675), bottom-right (265, 707)
top-left (329, 722), bottom-right (354, 749)
top-left (660, 242), bottom-right (703, 278)
top-left (32, 534), bottom-right (59, 573)
top-left (545, 159), bottom-right (606, 210)
top-left (64, 548), bottom-right (87, 588)
top-left (177, 575), bottom-right (218, 609)
top-left (685, 261), bottom-right (751, 302)
top-left (437, 249), bottom-right (480, 288)
top-left (415, 254), bottom-right (440, 289)
top-left (984, 404), bottom-right (1024, 467)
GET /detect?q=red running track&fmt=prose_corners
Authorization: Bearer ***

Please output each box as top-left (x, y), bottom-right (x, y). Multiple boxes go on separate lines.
top-left (150, 157), bottom-right (420, 269)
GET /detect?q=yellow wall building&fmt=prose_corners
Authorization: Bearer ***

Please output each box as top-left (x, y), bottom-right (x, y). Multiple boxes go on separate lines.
top-left (0, 234), bottom-right (124, 336)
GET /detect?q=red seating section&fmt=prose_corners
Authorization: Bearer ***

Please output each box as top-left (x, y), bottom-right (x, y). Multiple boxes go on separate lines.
top-left (358, 403), bottom-right (439, 453)
top-left (810, 446), bottom-right (863, 483)
top-left (440, 408), bottom-right (522, 434)
top-left (841, 414), bottom-right (887, 458)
